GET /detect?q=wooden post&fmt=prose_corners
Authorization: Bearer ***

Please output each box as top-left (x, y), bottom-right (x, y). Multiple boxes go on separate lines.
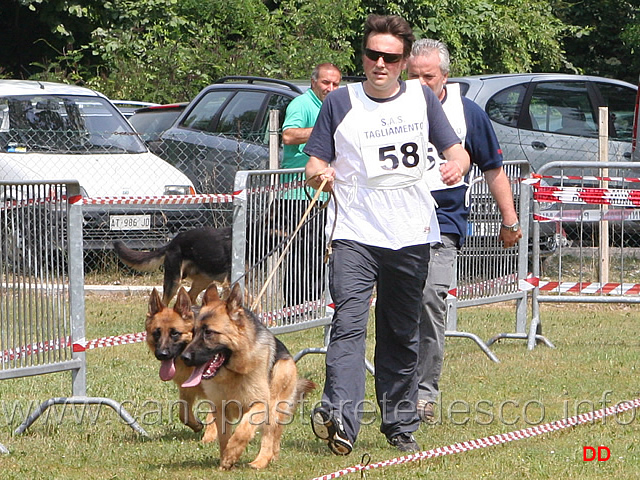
top-left (269, 109), bottom-right (279, 170)
top-left (598, 106), bottom-right (609, 284)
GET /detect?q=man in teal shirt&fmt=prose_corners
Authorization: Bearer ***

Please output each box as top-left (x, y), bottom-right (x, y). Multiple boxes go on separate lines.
top-left (280, 63), bottom-right (341, 310)
top-left (282, 63), bottom-right (342, 168)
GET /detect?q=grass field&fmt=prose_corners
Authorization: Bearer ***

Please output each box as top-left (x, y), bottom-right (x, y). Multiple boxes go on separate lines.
top-left (1, 293), bottom-right (639, 479)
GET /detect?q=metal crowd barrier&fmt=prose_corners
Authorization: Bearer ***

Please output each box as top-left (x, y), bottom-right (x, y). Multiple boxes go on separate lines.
top-left (443, 161), bottom-right (535, 361)
top-left (231, 168), bottom-right (331, 326)
top-left (0, 181), bottom-right (147, 452)
top-left (232, 164), bottom-right (540, 365)
top-left (529, 161), bottom-right (640, 349)
top-left (231, 168), bottom-right (346, 367)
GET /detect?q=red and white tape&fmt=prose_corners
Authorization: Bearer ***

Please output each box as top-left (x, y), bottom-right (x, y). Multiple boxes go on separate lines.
top-left (533, 185), bottom-right (640, 207)
top-left (530, 173), bottom-right (640, 184)
top-left (1, 336), bottom-right (72, 363)
top-left (308, 396), bottom-right (640, 480)
top-left (534, 208), bottom-right (640, 223)
top-left (82, 180), bottom-right (306, 206)
top-left (72, 332), bottom-right (147, 352)
top-left (448, 273), bottom-right (518, 298)
top-left (2, 299), bottom-right (327, 361)
top-left (83, 193), bottom-right (234, 206)
top-left (519, 277), bottom-right (640, 295)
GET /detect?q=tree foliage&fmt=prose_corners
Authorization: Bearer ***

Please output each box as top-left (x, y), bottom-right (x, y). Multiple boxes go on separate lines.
top-left (552, 0), bottom-right (640, 83)
top-left (1, 0), bottom-right (638, 103)
top-left (361, 0), bottom-right (574, 76)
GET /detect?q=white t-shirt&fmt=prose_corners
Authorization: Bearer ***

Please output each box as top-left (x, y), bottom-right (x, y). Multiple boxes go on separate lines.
top-left (304, 79), bottom-right (462, 250)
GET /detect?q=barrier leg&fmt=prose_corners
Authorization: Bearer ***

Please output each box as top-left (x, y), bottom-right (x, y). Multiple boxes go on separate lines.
top-left (445, 331), bottom-right (500, 363)
top-left (14, 396), bottom-right (148, 437)
top-left (486, 332), bottom-right (555, 349)
top-left (0, 443), bottom-right (8, 454)
top-left (293, 346), bottom-right (376, 375)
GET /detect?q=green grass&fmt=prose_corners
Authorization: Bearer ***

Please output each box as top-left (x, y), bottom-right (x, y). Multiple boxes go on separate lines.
top-left (1, 295), bottom-right (639, 479)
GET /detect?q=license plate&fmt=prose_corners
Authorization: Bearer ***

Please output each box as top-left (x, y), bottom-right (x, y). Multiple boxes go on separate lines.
top-left (472, 222), bottom-right (498, 237)
top-left (109, 214), bottom-right (151, 231)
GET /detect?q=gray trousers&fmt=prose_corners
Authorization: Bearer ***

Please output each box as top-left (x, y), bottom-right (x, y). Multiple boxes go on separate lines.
top-left (418, 233), bottom-right (459, 403)
top-left (322, 239), bottom-right (430, 443)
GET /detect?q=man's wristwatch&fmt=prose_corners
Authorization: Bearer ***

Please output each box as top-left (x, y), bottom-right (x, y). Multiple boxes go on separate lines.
top-left (501, 222), bottom-right (520, 232)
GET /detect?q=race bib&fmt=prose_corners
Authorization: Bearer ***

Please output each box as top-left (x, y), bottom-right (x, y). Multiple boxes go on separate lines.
top-left (360, 135), bottom-right (429, 189)
top-left (348, 81), bottom-right (432, 189)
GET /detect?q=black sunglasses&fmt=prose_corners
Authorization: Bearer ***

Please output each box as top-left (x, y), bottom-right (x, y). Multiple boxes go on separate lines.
top-left (364, 48), bottom-right (404, 64)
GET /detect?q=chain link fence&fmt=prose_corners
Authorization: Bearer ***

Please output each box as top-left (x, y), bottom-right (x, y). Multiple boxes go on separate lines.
top-left (4, 120), bottom-right (639, 280)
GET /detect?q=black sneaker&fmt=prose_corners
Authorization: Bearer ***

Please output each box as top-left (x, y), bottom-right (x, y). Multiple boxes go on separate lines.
top-left (387, 432), bottom-right (420, 453)
top-left (311, 407), bottom-right (353, 456)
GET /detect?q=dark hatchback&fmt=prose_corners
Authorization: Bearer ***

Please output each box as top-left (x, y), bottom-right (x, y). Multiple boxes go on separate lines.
top-left (154, 77), bottom-right (306, 194)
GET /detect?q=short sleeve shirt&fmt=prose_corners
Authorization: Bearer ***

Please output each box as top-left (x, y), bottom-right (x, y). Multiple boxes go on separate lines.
top-left (431, 87), bottom-right (504, 245)
top-left (304, 79), bottom-right (461, 250)
top-left (282, 88), bottom-right (322, 169)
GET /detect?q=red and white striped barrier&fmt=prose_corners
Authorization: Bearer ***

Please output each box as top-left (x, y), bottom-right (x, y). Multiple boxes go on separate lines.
top-left (530, 173), bottom-right (640, 184)
top-left (519, 277), bottom-right (640, 295)
top-left (308, 396), bottom-right (640, 480)
top-left (83, 193), bottom-right (235, 206)
top-left (2, 300), bottom-right (326, 362)
top-left (1, 336), bottom-right (72, 363)
top-left (72, 332), bottom-right (147, 352)
top-left (533, 185), bottom-right (640, 207)
top-left (534, 209), bottom-right (640, 222)
top-left (81, 179), bottom-right (307, 206)
top-left (448, 273), bottom-right (518, 298)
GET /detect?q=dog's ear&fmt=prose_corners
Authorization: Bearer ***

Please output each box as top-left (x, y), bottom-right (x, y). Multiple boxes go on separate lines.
top-left (202, 283), bottom-right (221, 306)
top-left (226, 283), bottom-right (244, 310)
top-left (148, 288), bottom-right (164, 316)
top-left (174, 287), bottom-right (193, 319)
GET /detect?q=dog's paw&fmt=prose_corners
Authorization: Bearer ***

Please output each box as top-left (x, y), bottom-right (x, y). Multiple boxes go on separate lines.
top-left (188, 422), bottom-right (204, 433)
top-left (248, 458), bottom-right (271, 470)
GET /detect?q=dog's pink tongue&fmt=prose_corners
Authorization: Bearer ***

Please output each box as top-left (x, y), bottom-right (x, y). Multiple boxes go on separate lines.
top-left (182, 364), bottom-right (206, 388)
top-left (159, 359), bottom-right (176, 381)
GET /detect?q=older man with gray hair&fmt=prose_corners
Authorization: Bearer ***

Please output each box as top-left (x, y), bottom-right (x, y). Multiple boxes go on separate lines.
top-left (407, 38), bottom-right (522, 423)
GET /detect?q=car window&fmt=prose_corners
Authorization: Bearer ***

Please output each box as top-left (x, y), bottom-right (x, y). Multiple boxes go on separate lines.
top-left (485, 84), bottom-right (527, 127)
top-left (257, 93), bottom-right (293, 144)
top-left (595, 82), bottom-right (636, 141)
top-left (129, 109), bottom-right (183, 141)
top-left (181, 90), bottom-right (232, 132)
top-left (0, 94), bottom-right (146, 153)
top-left (216, 91), bottom-right (269, 141)
top-left (527, 81), bottom-right (596, 137)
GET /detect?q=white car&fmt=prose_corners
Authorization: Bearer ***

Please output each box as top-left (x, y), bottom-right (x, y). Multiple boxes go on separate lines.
top-left (0, 80), bottom-right (202, 250)
top-left (450, 73), bottom-right (638, 172)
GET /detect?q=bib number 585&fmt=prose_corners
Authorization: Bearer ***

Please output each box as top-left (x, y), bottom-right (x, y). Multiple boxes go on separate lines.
top-left (378, 142), bottom-right (421, 170)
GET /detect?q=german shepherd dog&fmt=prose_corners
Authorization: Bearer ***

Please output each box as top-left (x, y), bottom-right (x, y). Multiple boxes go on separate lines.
top-left (181, 283), bottom-right (315, 470)
top-left (115, 227), bottom-right (232, 305)
top-left (146, 286), bottom-right (216, 442)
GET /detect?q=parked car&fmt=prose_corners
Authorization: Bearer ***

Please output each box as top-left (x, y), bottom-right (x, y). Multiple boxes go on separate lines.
top-left (450, 74), bottom-right (639, 248)
top-left (128, 102), bottom-right (188, 153)
top-left (633, 73), bottom-right (640, 161)
top-left (112, 99), bottom-right (159, 118)
top-left (0, 80), bottom-right (201, 252)
top-left (155, 76), bottom-right (308, 193)
top-left (450, 73), bottom-right (637, 172)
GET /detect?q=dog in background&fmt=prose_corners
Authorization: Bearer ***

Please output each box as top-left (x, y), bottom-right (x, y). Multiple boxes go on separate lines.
top-left (146, 286), bottom-right (216, 442)
top-left (115, 227), bottom-right (232, 305)
top-left (181, 283), bottom-right (315, 470)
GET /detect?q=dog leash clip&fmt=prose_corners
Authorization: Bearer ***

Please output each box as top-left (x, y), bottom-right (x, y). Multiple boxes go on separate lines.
top-left (324, 244), bottom-right (333, 264)
top-left (359, 453), bottom-right (371, 479)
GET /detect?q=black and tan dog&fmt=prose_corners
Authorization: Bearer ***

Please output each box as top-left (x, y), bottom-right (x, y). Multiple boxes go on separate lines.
top-left (116, 227), bottom-right (232, 306)
top-left (181, 283), bottom-right (315, 470)
top-left (146, 286), bottom-right (216, 442)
